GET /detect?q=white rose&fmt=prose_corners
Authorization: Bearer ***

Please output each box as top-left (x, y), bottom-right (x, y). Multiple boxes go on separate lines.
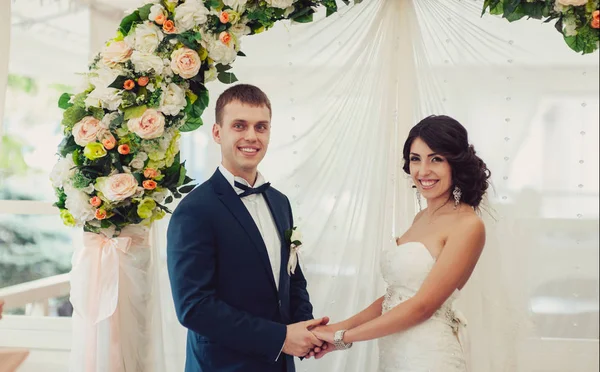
top-left (149, 4), bottom-right (166, 22)
top-left (223, 0), bottom-right (248, 11)
top-left (284, 5), bottom-right (295, 17)
top-left (174, 0), bottom-right (209, 33)
top-left (72, 116), bottom-right (102, 146)
top-left (204, 65), bottom-right (217, 82)
top-left (564, 16), bottom-right (578, 36)
top-left (556, 0), bottom-right (587, 6)
top-left (207, 37), bottom-right (237, 65)
top-left (170, 47), bottom-right (202, 79)
top-left (125, 22), bottom-right (164, 53)
top-left (84, 68), bottom-right (123, 110)
top-left (64, 184), bottom-right (96, 223)
top-left (265, 0), bottom-right (294, 9)
top-left (95, 173), bottom-right (139, 202)
top-left (229, 23), bottom-right (251, 38)
top-left (101, 41), bottom-right (133, 67)
top-left (127, 109), bottom-right (166, 139)
top-left (50, 154), bottom-right (76, 188)
top-left (159, 83), bottom-right (187, 116)
top-left (151, 189), bottom-right (169, 203)
top-left (129, 152), bottom-right (149, 170)
top-left (131, 51), bottom-right (165, 74)
top-left (291, 228), bottom-right (302, 243)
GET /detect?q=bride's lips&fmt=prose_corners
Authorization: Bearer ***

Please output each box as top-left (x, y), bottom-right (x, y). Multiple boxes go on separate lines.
top-left (419, 179), bottom-right (438, 190)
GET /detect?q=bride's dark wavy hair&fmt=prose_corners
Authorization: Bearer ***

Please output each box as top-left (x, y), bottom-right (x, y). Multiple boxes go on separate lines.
top-left (402, 115), bottom-right (491, 209)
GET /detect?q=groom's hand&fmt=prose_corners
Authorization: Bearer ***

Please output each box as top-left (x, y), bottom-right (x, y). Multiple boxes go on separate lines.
top-left (283, 318), bottom-right (328, 357)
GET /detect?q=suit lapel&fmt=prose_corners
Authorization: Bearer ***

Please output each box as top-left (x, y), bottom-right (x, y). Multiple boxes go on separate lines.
top-left (263, 188), bottom-right (290, 292)
top-left (211, 170), bottom-right (278, 293)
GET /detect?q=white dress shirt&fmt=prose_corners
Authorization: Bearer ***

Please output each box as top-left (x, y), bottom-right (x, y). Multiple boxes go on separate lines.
top-left (219, 165), bottom-right (282, 289)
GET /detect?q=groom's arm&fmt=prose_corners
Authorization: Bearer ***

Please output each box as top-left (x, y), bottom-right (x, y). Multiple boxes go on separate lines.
top-left (286, 196), bottom-right (314, 323)
top-left (167, 197), bottom-right (286, 364)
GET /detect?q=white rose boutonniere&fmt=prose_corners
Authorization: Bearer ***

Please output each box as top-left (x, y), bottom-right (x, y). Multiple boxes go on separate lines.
top-left (285, 226), bottom-right (302, 275)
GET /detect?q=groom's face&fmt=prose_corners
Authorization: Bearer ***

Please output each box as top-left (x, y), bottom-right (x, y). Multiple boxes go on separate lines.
top-left (213, 100), bottom-right (271, 177)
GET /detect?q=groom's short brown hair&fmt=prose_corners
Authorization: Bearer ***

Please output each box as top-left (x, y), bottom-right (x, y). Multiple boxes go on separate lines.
top-left (215, 84), bottom-right (272, 125)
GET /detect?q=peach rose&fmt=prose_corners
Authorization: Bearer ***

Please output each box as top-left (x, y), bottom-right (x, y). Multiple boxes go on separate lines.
top-left (127, 109), bottom-right (165, 139)
top-left (95, 173), bottom-right (139, 202)
top-left (102, 137), bottom-right (116, 150)
top-left (118, 144), bottom-right (131, 155)
top-left (95, 209), bottom-right (107, 220)
top-left (163, 20), bottom-right (176, 34)
top-left (592, 10), bottom-right (599, 29)
top-left (138, 76), bottom-right (149, 86)
top-left (124, 79), bottom-right (135, 90)
top-left (220, 11), bottom-right (230, 24)
top-left (143, 180), bottom-right (158, 190)
top-left (72, 116), bottom-right (102, 147)
top-left (170, 47), bottom-right (201, 79)
top-left (155, 13), bottom-right (166, 25)
top-left (90, 196), bottom-right (102, 207)
top-left (219, 31), bottom-right (232, 46)
top-left (102, 41), bottom-right (133, 67)
top-left (144, 168), bottom-right (160, 179)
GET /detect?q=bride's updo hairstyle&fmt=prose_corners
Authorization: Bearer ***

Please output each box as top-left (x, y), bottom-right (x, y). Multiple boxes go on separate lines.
top-left (402, 115), bottom-right (491, 209)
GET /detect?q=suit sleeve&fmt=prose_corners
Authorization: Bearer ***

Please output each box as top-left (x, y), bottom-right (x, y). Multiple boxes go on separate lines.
top-left (285, 196), bottom-right (314, 323)
top-left (167, 197), bottom-right (287, 363)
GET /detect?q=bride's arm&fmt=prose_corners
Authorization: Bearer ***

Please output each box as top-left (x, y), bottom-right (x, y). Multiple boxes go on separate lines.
top-left (341, 216), bottom-right (485, 344)
top-left (332, 296), bottom-right (385, 331)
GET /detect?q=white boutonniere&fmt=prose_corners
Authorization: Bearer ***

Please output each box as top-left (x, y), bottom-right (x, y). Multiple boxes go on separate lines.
top-left (285, 227), bottom-right (302, 275)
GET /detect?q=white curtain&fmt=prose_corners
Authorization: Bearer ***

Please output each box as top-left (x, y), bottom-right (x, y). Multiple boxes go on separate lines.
top-left (0, 0), bottom-right (10, 135)
top-left (84, 0), bottom-right (600, 371)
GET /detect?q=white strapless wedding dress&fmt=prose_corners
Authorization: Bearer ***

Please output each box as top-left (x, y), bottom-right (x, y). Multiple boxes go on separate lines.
top-left (378, 241), bottom-right (469, 372)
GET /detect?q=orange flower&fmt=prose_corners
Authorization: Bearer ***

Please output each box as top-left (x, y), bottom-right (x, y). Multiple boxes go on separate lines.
top-left (137, 76), bottom-right (149, 87)
top-left (118, 144), bottom-right (130, 155)
top-left (123, 79), bottom-right (135, 90)
top-left (155, 13), bottom-right (166, 25)
top-left (144, 168), bottom-right (159, 179)
top-left (163, 20), bottom-right (176, 34)
top-left (592, 10), bottom-right (600, 29)
top-left (95, 209), bottom-right (107, 220)
top-left (90, 196), bottom-right (102, 207)
top-left (219, 31), bottom-right (231, 46)
top-left (143, 180), bottom-right (157, 190)
top-left (219, 11), bottom-right (230, 24)
top-left (102, 136), bottom-right (116, 150)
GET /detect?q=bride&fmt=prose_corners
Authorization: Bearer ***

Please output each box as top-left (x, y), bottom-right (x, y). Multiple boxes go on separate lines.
top-left (311, 115), bottom-right (492, 371)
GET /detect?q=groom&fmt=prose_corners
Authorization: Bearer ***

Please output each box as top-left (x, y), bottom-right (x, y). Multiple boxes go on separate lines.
top-left (167, 84), bottom-right (326, 372)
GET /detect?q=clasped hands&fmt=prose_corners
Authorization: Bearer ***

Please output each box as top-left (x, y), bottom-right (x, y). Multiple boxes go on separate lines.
top-left (282, 316), bottom-right (340, 360)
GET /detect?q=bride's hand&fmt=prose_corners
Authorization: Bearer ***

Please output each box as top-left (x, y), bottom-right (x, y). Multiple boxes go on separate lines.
top-left (311, 325), bottom-right (335, 344)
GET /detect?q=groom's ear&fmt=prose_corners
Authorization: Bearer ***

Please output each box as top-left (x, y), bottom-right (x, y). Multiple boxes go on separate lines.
top-left (212, 123), bottom-right (222, 144)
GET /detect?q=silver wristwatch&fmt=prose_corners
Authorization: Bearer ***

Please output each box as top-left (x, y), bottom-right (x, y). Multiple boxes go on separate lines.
top-left (333, 330), bottom-right (353, 350)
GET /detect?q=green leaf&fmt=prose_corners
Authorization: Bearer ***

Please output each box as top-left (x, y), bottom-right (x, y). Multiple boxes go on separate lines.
top-left (108, 76), bottom-right (129, 89)
top-left (58, 136), bottom-right (78, 157)
top-left (206, 0), bottom-right (223, 10)
top-left (123, 105), bottom-right (147, 120)
top-left (505, 5), bottom-right (526, 22)
top-left (179, 184), bottom-right (196, 194)
top-left (89, 107), bottom-right (105, 120)
top-left (292, 14), bottom-right (314, 23)
top-left (164, 195), bottom-right (174, 204)
top-left (490, 1), bottom-right (503, 15)
top-left (58, 93), bottom-right (73, 110)
top-left (237, 51), bottom-right (246, 57)
top-left (197, 89), bottom-right (209, 110)
top-left (180, 116), bottom-right (203, 132)
top-left (177, 162), bottom-right (187, 187)
top-left (62, 105), bottom-right (87, 129)
top-left (119, 11), bottom-right (141, 35)
top-left (177, 31), bottom-right (203, 49)
top-left (132, 172), bottom-right (143, 186)
top-left (182, 175), bottom-right (194, 185)
top-left (217, 72), bottom-right (238, 84)
top-left (216, 63), bottom-right (232, 73)
top-left (503, 0), bottom-right (521, 17)
top-left (110, 152), bottom-right (124, 173)
top-left (138, 3), bottom-right (153, 21)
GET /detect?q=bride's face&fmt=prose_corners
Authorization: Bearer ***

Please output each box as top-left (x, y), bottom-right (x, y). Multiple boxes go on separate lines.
top-left (409, 137), bottom-right (452, 201)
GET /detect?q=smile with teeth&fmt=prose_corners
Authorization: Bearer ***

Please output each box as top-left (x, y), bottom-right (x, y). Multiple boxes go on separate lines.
top-left (419, 179), bottom-right (438, 189)
top-left (239, 147), bottom-right (259, 154)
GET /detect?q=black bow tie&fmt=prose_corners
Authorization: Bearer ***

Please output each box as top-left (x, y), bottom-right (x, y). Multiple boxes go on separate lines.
top-left (234, 181), bottom-right (271, 197)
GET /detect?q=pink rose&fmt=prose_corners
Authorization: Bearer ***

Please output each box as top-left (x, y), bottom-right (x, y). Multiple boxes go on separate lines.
top-left (95, 173), bottom-right (139, 202)
top-left (556, 0), bottom-right (587, 6)
top-left (101, 41), bottom-right (133, 67)
top-left (127, 109), bottom-right (165, 139)
top-left (170, 47), bottom-right (201, 79)
top-left (72, 116), bottom-right (102, 146)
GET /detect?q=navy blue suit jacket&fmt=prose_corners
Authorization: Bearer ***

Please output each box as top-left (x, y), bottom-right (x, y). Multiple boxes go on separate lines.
top-left (167, 169), bottom-right (314, 372)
